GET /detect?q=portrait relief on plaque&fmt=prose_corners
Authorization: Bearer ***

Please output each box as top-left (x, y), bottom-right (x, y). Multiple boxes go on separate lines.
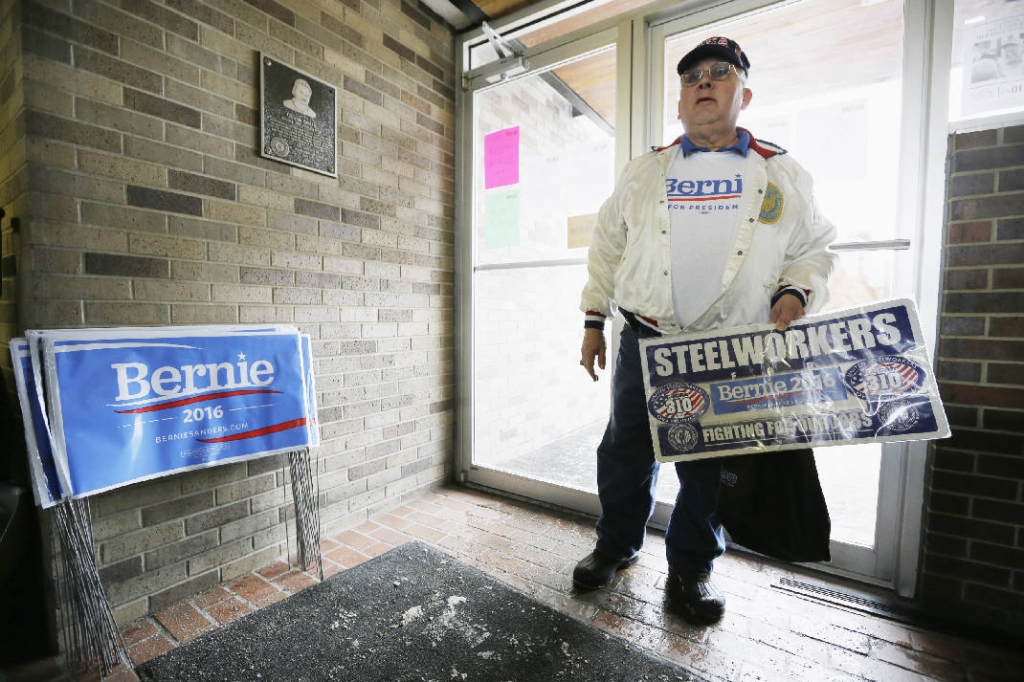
top-left (260, 55), bottom-right (337, 177)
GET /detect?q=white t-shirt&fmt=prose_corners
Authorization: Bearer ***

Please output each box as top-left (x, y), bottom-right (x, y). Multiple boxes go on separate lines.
top-left (667, 146), bottom-right (746, 327)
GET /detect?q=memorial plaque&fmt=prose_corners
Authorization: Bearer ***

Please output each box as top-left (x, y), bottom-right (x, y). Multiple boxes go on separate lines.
top-left (260, 55), bottom-right (337, 177)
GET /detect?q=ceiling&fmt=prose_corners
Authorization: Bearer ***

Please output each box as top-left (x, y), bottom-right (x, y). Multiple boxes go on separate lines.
top-left (425, 0), bottom-right (630, 128)
top-left (422, 0), bottom-right (542, 30)
top-left (428, 0), bottom-right (914, 138)
top-left (422, 0), bottom-right (649, 33)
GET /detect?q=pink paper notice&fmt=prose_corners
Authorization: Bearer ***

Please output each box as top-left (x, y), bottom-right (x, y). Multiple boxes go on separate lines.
top-left (484, 127), bottom-right (520, 189)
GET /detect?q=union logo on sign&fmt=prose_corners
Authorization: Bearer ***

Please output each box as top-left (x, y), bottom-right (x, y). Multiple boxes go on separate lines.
top-left (666, 423), bottom-right (700, 452)
top-left (844, 355), bottom-right (924, 400)
top-left (648, 383), bottom-right (710, 424)
top-left (879, 400), bottom-right (921, 434)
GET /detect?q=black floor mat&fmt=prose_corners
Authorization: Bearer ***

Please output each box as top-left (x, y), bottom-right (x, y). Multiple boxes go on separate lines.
top-left (136, 541), bottom-right (706, 682)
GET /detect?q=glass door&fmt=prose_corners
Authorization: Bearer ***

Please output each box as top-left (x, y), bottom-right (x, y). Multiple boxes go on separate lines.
top-left (458, 25), bottom-right (624, 514)
top-left (649, 0), bottom-right (926, 586)
top-left (457, 0), bottom-right (945, 595)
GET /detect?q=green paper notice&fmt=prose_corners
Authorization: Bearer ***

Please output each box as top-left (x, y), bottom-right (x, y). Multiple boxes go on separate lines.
top-left (484, 189), bottom-right (520, 249)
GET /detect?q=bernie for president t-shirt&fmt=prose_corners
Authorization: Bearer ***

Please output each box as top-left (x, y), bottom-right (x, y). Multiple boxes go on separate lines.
top-left (667, 144), bottom-right (746, 328)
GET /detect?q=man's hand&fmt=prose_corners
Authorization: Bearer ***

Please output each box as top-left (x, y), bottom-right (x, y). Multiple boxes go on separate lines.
top-left (770, 294), bottom-right (806, 331)
top-left (580, 328), bottom-right (606, 382)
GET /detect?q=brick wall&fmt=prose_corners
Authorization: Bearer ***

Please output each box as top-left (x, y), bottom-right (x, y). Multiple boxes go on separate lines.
top-left (926, 126), bottom-right (1024, 639)
top-left (1, 0), bottom-right (25, 373)
top-left (1, 0), bottom-right (455, 625)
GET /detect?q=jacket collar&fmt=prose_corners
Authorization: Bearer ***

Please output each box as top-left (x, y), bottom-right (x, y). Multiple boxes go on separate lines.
top-left (654, 127), bottom-right (785, 160)
top-left (681, 129), bottom-right (750, 156)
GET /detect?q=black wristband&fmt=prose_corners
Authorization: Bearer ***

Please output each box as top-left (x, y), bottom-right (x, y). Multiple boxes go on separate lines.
top-left (770, 287), bottom-right (807, 309)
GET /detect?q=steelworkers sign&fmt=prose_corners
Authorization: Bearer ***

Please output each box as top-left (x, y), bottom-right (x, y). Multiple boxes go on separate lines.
top-left (640, 299), bottom-right (949, 462)
top-left (10, 326), bottom-right (318, 501)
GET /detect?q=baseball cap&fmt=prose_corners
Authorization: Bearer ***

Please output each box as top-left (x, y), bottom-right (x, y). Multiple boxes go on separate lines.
top-left (676, 37), bottom-right (751, 76)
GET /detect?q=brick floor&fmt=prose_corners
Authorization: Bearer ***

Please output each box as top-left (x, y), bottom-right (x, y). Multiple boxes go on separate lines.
top-left (11, 485), bottom-right (1021, 681)
top-left (225, 572), bottom-right (280, 605)
top-left (204, 596), bottom-right (252, 625)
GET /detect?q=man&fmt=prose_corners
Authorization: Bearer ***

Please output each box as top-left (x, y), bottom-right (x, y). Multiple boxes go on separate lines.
top-left (575, 37), bottom-right (837, 625)
top-left (284, 78), bottom-right (317, 118)
top-left (999, 39), bottom-right (1024, 78)
top-left (970, 40), bottom-right (1000, 83)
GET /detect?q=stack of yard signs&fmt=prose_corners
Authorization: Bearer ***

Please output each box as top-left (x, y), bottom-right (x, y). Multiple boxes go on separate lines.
top-left (9, 325), bottom-right (320, 676)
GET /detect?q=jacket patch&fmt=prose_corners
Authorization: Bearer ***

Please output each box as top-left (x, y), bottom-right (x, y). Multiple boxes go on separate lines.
top-left (758, 183), bottom-right (784, 224)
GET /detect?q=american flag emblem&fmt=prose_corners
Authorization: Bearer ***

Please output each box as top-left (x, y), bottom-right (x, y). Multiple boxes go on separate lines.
top-left (648, 383), bottom-right (710, 424)
top-left (702, 37), bottom-right (742, 60)
top-left (844, 355), bottom-right (925, 401)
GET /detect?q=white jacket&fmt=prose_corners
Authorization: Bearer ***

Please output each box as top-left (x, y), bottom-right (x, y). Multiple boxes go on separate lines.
top-left (581, 131), bottom-right (837, 336)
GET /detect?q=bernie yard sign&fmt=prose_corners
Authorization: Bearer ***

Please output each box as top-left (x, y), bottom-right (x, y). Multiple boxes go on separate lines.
top-left (640, 299), bottom-right (950, 462)
top-left (9, 323), bottom-right (319, 675)
top-left (10, 338), bottom-right (63, 507)
top-left (9, 325), bottom-right (321, 676)
top-left (13, 325), bottom-right (317, 499)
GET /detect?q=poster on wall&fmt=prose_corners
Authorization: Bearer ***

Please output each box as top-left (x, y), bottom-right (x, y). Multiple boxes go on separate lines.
top-left (567, 213), bottom-right (598, 249)
top-left (484, 127), bottom-right (520, 189)
top-left (483, 188), bottom-right (520, 249)
top-left (961, 14), bottom-right (1024, 117)
top-left (482, 127), bottom-right (521, 249)
top-left (260, 55), bottom-right (337, 177)
top-left (639, 299), bottom-right (950, 462)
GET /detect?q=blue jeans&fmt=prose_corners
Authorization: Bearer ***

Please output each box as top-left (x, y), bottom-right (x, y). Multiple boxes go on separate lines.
top-left (595, 324), bottom-right (725, 574)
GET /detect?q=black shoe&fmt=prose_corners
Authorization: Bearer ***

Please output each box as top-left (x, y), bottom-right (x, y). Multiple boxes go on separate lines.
top-left (666, 569), bottom-right (725, 624)
top-left (572, 550), bottom-right (639, 591)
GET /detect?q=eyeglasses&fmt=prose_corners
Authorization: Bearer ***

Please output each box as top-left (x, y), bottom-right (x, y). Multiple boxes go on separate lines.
top-left (681, 62), bottom-right (740, 87)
